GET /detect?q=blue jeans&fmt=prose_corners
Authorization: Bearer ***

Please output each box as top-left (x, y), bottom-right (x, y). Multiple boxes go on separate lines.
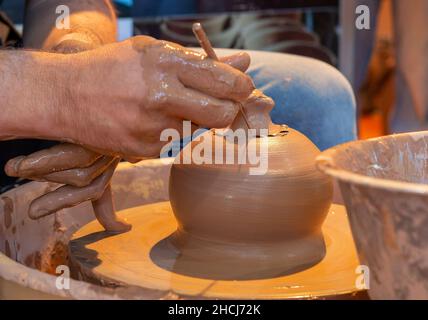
top-left (217, 49), bottom-right (357, 151)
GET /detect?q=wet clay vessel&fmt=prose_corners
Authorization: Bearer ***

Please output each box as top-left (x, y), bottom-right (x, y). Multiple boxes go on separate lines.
top-left (1, 159), bottom-right (364, 299)
top-left (166, 24), bottom-right (332, 280)
top-left (167, 123), bottom-right (333, 280)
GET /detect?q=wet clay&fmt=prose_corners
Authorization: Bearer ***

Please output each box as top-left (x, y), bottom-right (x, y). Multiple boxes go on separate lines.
top-left (167, 25), bottom-right (332, 279)
top-left (230, 89), bottom-right (274, 134)
top-left (28, 156), bottom-right (130, 233)
top-left (5, 145), bottom-right (130, 233)
top-left (29, 158), bottom-right (117, 218)
top-left (5, 143), bottom-right (101, 177)
top-left (92, 185), bottom-right (131, 233)
top-left (131, 36), bottom-right (254, 103)
top-left (4, 32), bottom-right (253, 234)
top-left (125, 36), bottom-right (255, 137)
top-left (69, 201), bottom-right (364, 298)
top-left (37, 156), bottom-right (115, 187)
top-left (168, 122), bottom-right (333, 279)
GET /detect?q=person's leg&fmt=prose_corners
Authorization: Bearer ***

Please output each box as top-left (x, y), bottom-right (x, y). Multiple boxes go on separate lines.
top-left (390, 0), bottom-right (428, 133)
top-left (347, 0), bottom-right (380, 91)
top-left (217, 49), bottom-right (357, 150)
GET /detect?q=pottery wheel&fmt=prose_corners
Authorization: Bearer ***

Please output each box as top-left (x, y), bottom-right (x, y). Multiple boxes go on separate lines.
top-left (69, 201), bottom-right (364, 299)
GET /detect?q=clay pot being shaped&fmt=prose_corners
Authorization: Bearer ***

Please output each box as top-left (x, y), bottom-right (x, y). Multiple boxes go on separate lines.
top-left (168, 123), bottom-right (333, 280)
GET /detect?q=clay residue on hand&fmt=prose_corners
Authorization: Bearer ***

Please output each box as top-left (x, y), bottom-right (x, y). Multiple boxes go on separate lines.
top-left (5, 143), bottom-right (101, 177)
top-left (28, 158), bottom-right (117, 218)
top-left (41, 156), bottom-right (116, 187)
top-left (5, 145), bottom-right (130, 233)
top-left (93, 185), bottom-right (131, 233)
top-left (230, 89), bottom-right (275, 134)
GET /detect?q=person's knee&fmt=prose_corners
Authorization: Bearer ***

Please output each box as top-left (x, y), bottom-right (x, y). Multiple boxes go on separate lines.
top-left (300, 59), bottom-right (357, 148)
top-left (251, 53), bottom-right (356, 150)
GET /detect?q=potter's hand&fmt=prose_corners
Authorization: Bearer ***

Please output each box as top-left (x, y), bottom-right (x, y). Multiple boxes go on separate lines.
top-left (56, 36), bottom-right (254, 159)
top-left (6, 143), bottom-right (108, 187)
top-left (4, 41), bottom-right (252, 227)
top-left (5, 144), bottom-right (130, 232)
top-left (3, 36), bottom-right (131, 232)
top-left (231, 89), bottom-right (275, 132)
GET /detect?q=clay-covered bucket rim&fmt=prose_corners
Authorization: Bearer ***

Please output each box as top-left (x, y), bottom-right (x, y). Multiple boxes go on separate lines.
top-left (316, 131), bottom-right (428, 195)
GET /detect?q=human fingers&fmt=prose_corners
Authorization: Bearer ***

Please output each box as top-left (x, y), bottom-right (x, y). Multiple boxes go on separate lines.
top-left (151, 41), bottom-right (253, 101)
top-left (5, 144), bottom-right (101, 177)
top-left (230, 89), bottom-right (275, 132)
top-left (163, 85), bottom-right (239, 128)
top-left (176, 58), bottom-right (254, 101)
top-left (219, 52), bottom-right (251, 73)
top-left (92, 184), bottom-right (131, 233)
top-left (39, 156), bottom-right (115, 187)
top-left (28, 159), bottom-right (119, 220)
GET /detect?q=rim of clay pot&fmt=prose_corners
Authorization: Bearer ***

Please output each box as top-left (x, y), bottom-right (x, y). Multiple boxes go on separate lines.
top-left (316, 131), bottom-right (428, 195)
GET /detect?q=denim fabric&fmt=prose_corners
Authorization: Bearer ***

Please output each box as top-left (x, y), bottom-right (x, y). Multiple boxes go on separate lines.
top-left (216, 49), bottom-right (357, 151)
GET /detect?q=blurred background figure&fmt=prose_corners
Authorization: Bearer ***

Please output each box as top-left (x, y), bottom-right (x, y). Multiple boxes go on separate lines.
top-left (343, 0), bottom-right (428, 138)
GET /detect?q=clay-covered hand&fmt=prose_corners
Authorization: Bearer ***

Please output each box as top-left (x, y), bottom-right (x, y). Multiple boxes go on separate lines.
top-left (4, 40), bottom-right (252, 231)
top-left (4, 144), bottom-right (130, 232)
top-left (55, 36), bottom-right (254, 159)
top-left (231, 89), bottom-right (275, 133)
top-left (2, 37), bottom-right (131, 232)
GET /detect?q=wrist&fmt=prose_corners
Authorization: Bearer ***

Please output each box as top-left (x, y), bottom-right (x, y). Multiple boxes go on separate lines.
top-left (1, 51), bottom-right (73, 141)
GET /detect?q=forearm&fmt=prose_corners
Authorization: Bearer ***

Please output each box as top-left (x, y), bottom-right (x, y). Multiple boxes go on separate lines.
top-left (23, 0), bottom-right (117, 50)
top-left (0, 50), bottom-right (70, 140)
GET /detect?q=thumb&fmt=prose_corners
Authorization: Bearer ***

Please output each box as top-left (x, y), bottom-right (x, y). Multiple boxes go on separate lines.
top-left (219, 52), bottom-right (251, 73)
